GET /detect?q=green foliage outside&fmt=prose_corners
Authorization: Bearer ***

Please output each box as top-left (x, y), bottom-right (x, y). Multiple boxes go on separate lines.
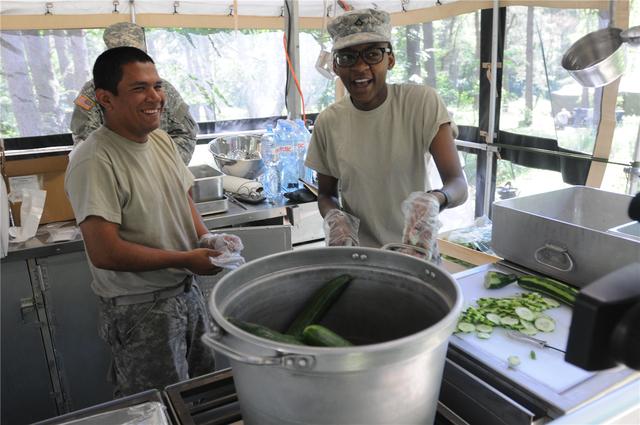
top-left (0, 2), bottom-right (637, 196)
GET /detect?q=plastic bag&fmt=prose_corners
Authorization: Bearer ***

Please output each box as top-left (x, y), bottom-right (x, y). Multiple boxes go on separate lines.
top-left (444, 215), bottom-right (495, 254)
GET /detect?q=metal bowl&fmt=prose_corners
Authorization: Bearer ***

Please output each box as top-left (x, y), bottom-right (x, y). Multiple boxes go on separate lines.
top-left (562, 27), bottom-right (627, 88)
top-left (208, 135), bottom-right (265, 179)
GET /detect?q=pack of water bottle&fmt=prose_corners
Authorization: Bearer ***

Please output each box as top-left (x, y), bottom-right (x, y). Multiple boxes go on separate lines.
top-left (260, 119), bottom-right (313, 199)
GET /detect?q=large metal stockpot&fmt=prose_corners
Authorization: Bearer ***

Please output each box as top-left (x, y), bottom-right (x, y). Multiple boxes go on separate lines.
top-left (203, 247), bottom-right (462, 425)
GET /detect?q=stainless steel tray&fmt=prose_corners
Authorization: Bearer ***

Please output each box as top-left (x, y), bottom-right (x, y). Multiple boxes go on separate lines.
top-left (491, 186), bottom-right (638, 287)
top-left (189, 164), bottom-right (224, 203)
top-left (195, 197), bottom-right (228, 216)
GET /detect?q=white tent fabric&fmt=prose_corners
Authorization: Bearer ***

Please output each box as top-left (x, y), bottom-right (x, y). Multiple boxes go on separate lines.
top-left (0, 0), bottom-right (449, 17)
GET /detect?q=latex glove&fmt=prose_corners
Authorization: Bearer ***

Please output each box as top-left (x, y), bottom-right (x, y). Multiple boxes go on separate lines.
top-left (208, 252), bottom-right (246, 270)
top-left (401, 192), bottom-right (442, 261)
top-left (323, 209), bottom-right (360, 246)
top-left (199, 233), bottom-right (246, 270)
top-left (198, 233), bottom-right (244, 253)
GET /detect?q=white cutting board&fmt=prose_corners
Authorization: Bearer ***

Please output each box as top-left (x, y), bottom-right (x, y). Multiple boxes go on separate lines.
top-left (454, 266), bottom-right (594, 394)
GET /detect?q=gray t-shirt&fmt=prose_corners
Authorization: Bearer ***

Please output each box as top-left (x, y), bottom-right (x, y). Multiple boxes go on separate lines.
top-left (65, 126), bottom-right (196, 298)
top-left (305, 83), bottom-right (455, 247)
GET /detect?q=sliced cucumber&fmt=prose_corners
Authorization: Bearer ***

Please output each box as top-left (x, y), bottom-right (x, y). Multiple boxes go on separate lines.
top-left (486, 313), bottom-right (502, 325)
top-left (476, 332), bottom-right (492, 339)
top-left (500, 316), bottom-right (519, 326)
top-left (515, 307), bottom-right (535, 321)
top-left (484, 271), bottom-right (518, 289)
top-left (534, 316), bottom-right (556, 332)
top-left (476, 324), bottom-right (494, 333)
top-left (520, 320), bottom-right (539, 335)
top-left (458, 322), bottom-right (476, 333)
top-left (458, 291), bottom-right (561, 336)
top-left (508, 355), bottom-right (521, 368)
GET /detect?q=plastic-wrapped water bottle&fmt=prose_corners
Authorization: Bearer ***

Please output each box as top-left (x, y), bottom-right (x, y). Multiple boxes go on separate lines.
top-left (260, 125), bottom-right (280, 199)
top-left (275, 120), bottom-right (298, 191)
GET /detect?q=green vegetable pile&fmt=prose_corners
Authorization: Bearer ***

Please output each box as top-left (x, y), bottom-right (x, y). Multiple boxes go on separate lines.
top-left (457, 292), bottom-right (560, 338)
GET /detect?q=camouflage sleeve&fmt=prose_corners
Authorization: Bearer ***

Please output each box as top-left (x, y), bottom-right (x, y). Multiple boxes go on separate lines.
top-left (161, 80), bottom-right (198, 165)
top-left (70, 80), bottom-right (104, 145)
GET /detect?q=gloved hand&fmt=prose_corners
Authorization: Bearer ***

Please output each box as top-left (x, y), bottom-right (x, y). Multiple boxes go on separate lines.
top-left (198, 233), bottom-right (244, 253)
top-left (401, 192), bottom-right (442, 261)
top-left (323, 209), bottom-right (360, 246)
top-left (198, 233), bottom-right (246, 270)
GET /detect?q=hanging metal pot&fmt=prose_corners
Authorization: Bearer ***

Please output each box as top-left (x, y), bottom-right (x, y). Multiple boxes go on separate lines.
top-left (562, 26), bottom-right (640, 88)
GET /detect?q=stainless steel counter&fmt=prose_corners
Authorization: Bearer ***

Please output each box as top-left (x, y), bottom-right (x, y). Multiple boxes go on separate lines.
top-left (201, 198), bottom-right (287, 229)
top-left (4, 199), bottom-right (291, 262)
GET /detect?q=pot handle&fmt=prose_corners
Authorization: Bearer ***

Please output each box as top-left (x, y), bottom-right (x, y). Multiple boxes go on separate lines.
top-left (381, 242), bottom-right (431, 258)
top-left (203, 330), bottom-right (316, 371)
top-left (534, 243), bottom-right (574, 272)
top-left (621, 25), bottom-right (640, 45)
top-left (381, 242), bottom-right (442, 264)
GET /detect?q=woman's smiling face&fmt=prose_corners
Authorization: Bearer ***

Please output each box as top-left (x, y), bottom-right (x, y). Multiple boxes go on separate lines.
top-left (333, 42), bottom-right (395, 111)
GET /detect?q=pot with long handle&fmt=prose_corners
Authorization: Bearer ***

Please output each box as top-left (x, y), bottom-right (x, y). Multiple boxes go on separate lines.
top-left (562, 26), bottom-right (640, 88)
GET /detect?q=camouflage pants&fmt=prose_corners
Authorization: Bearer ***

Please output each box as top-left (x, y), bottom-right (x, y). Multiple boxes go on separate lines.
top-left (98, 282), bottom-right (216, 397)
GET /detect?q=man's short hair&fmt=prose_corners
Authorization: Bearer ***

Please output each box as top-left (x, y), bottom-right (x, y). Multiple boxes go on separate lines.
top-left (93, 46), bottom-right (154, 95)
top-left (328, 8), bottom-right (392, 51)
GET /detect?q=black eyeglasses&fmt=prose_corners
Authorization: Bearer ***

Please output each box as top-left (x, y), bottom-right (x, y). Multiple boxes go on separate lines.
top-left (334, 47), bottom-right (392, 67)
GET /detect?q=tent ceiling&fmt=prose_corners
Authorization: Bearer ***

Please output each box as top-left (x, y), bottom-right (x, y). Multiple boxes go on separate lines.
top-left (0, 0), bottom-right (447, 17)
top-left (0, 1), bottom-right (609, 30)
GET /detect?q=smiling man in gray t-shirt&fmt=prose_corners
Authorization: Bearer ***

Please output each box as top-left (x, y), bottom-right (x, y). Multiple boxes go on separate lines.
top-left (65, 47), bottom-right (242, 396)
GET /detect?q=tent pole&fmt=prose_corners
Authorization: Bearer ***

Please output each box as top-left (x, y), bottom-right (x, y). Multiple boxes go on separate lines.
top-left (628, 124), bottom-right (640, 195)
top-left (482, 0), bottom-right (500, 216)
top-left (284, 0), bottom-right (302, 120)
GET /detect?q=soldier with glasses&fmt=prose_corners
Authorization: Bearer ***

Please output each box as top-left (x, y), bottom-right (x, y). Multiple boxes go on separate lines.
top-left (305, 8), bottom-right (468, 261)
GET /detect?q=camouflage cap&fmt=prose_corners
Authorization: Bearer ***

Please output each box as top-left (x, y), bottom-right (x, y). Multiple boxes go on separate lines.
top-left (328, 8), bottom-right (391, 51)
top-left (103, 22), bottom-right (146, 51)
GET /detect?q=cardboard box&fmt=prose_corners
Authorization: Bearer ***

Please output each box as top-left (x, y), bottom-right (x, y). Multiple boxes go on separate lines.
top-left (438, 238), bottom-right (501, 272)
top-left (3, 154), bottom-right (75, 225)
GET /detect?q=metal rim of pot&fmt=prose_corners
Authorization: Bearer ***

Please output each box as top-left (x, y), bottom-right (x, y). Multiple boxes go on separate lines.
top-left (205, 246), bottom-right (463, 373)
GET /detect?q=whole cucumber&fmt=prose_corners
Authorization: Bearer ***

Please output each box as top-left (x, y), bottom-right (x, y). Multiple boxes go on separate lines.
top-left (227, 317), bottom-right (304, 345)
top-left (302, 325), bottom-right (353, 347)
top-left (286, 274), bottom-right (353, 340)
top-left (517, 275), bottom-right (578, 306)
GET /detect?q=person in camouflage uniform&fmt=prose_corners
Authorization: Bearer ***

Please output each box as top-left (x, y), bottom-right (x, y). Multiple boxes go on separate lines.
top-left (65, 47), bottom-right (245, 396)
top-left (70, 22), bottom-right (197, 165)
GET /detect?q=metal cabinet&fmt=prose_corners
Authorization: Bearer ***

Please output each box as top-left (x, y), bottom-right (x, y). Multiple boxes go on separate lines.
top-left (37, 251), bottom-right (113, 413)
top-left (1, 258), bottom-right (59, 424)
top-left (1, 252), bottom-right (112, 424)
top-left (1, 224), bottom-right (292, 425)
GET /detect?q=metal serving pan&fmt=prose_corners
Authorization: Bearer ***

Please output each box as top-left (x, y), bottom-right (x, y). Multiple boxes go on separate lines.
top-left (189, 164), bottom-right (224, 203)
top-left (491, 186), bottom-right (638, 288)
